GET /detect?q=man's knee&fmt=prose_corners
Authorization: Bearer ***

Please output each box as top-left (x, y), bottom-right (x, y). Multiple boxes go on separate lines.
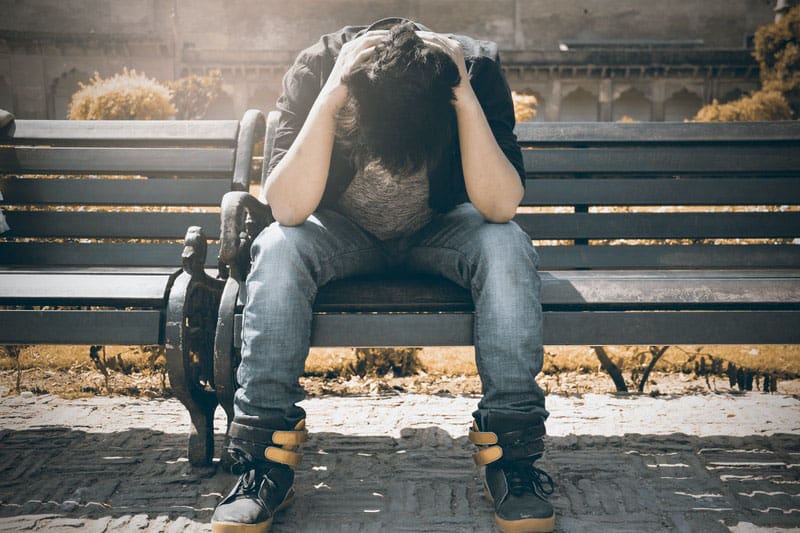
top-left (472, 221), bottom-right (539, 269)
top-left (251, 220), bottom-right (317, 269)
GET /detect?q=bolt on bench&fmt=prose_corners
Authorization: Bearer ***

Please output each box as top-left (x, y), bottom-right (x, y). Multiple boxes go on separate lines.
top-left (0, 110), bottom-right (265, 465)
top-left (197, 114), bottom-right (800, 467)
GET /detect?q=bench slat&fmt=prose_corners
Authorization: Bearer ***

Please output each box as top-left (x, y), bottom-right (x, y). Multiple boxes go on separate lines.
top-left (4, 211), bottom-right (220, 238)
top-left (0, 310), bottom-right (162, 344)
top-left (0, 242), bottom-right (220, 267)
top-left (514, 121), bottom-right (800, 144)
top-left (0, 272), bottom-right (175, 306)
top-left (2, 120), bottom-right (240, 145)
top-left (0, 147), bottom-right (235, 175)
top-left (312, 270), bottom-right (800, 312)
top-left (0, 177), bottom-right (231, 206)
top-left (233, 310), bottom-right (800, 347)
top-left (522, 146), bottom-right (800, 174)
top-left (522, 178), bottom-right (800, 206)
top-left (514, 212), bottom-right (800, 239)
top-left (536, 244), bottom-right (800, 269)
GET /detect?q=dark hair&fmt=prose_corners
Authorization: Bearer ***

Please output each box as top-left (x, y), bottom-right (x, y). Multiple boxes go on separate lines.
top-left (337, 22), bottom-right (461, 175)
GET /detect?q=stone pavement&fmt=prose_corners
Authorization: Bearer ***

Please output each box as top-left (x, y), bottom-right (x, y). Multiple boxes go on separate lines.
top-left (0, 391), bottom-right (799, 532)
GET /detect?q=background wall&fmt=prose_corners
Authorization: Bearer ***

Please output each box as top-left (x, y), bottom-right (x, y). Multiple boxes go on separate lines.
top-left (0, 0), bottom-right (778, 120)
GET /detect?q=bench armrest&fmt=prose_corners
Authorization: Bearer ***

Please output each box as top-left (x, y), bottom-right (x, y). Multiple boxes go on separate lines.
top-left (219, 191), bottom-right (274, 281)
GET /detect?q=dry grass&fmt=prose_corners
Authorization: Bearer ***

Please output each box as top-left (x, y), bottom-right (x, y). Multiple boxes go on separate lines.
top-left (2, 344), bottom-right (798, 398)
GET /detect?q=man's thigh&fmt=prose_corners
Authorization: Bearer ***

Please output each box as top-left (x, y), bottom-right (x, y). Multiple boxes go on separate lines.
top-left (403, 202), bottom-right (537, 286)
top-left (248, 208), bottom-right (392, 289)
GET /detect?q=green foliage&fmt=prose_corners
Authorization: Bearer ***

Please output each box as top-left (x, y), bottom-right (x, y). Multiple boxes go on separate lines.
top-left (168, 70), bottom-right (224, 120)
top-left (68, 68), bottom-right (176, 120)
top-left (693, 90), bottom-right (792, 122)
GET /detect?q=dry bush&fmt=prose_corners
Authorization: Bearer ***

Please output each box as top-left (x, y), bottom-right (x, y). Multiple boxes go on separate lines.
top-left (754, 4), bottom-right (800, 114)
top-left (68, 68), bottom-right (176, 120)
top-left (512, 91), bottom-right (538, 123)
top-left (692, 89), bottom-right (792, 122)
top-left (168, 70), bottom-right (224, 119)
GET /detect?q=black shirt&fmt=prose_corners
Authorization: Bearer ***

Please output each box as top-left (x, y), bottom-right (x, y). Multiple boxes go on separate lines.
top-left (266, 17), bottom-right (526, 214)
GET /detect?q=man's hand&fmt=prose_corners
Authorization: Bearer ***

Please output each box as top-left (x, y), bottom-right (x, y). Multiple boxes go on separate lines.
top-left (418, 31), bottom-right (523, 223)
top-left (320, 30), bottom-right (389, 110)
top-left (415, 31), bottom-right (472, 103)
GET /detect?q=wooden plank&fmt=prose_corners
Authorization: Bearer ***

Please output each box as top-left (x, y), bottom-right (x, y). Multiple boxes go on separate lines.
top-left (543, 310), bottom-right (800, 345)
top-left (521, 146), bottom-right (800, 174)
top-left (4, 211), bottom-right (220, 238)
top-left (536, 245), bottom-right (800, 269)
top-left (232, 310), bottom-right (800, 347)
top-left (0, 272), bottom-right (174, 306)
top-left (0, 147), bottom-right (235, 175)
top-left (514, 212), bottom-right (800, 239)
top-left (0, 242), bottom-right (221, 267)
top-left (0, 177), bottom-right (231, 206)
top-left (2, 120), bottom-right (240, 145)
top-left (0, 310), bottom-right (162, 344)
top-left (515, 121), bottom-right (800, 144)
top-left (312, 270), bottom-right (800, 312)
top-left (522, 178), bottom-right (800, 206)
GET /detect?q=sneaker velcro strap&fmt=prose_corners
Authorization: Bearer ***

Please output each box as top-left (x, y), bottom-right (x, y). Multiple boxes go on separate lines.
top-left (265, 446), bottom-right (303, 467)
top-left (473, 445), bottom-right (503, 466)
top-left (468, 429), bottom-right (498, 446)
top-left (272, 429), bottom-right (309, 447)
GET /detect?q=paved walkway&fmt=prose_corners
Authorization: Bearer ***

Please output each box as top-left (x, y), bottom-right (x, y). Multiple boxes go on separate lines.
top-left (0, 391), bottom-right (799, 532)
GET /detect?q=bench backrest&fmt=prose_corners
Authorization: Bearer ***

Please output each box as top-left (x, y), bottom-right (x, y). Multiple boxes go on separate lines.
top-left (0, 112), bottom-right (264, 267)
top-left (260, 113), bottom-right (800, 270)
top-left (513, 121), bottom-right (800, 270)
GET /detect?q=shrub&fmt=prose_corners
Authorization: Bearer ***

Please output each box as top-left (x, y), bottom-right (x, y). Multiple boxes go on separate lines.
top-left (168, 70), bottom-right (224, 120)
top-left (692, 89), bottom-right (792, 122)
top-left (68, 68), bottom-right (176, 120)
top-left (512, 91), bottom-right (538, 123)
top-left (754, 4), bottom-right (800, 114)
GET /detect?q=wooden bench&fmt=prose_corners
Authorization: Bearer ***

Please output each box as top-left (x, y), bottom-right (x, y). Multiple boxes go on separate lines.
top-left (0, 110), bottom-right (265, 465)
top-left (200, 114), bottom-right (800, 466)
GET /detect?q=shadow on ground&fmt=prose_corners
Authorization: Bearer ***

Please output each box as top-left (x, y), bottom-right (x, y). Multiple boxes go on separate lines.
top-left (0, 426), bottom-right (798, 532)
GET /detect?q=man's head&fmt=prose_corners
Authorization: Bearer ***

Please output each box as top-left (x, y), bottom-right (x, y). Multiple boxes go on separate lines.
top-left (337, 22), bottom-right (461, 175)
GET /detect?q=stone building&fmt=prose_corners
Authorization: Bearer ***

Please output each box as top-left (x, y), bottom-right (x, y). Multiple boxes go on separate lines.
top-left (0, 0), bottom-right (782, 121)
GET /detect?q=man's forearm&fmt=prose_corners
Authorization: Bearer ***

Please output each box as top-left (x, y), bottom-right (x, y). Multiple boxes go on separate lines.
top-left (454, 88), bottom-right (524, 223)
top-left (263, 96), bottom-right (340, 226)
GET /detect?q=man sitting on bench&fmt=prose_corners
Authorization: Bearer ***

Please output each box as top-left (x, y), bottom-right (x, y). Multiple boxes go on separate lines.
top-left (212, 18), bottom-right (555, 533)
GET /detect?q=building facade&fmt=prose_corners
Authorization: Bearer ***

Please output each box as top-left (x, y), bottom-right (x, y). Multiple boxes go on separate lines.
top-left (0, 0), bottom-right (780, 121)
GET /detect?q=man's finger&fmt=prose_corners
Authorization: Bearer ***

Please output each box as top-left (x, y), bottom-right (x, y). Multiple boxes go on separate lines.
top-left (353, 45), bottom-right (378, 66)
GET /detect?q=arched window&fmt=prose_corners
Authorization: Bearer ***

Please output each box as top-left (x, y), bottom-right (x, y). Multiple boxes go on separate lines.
top-left (51, 69), bottom-right (90, 119)
top-left (664, 88), bottom-right (703, 122)
top-left (612, 87), bottom-right (652, 122)
top-left (560, 87), bottom-right (598, 122)
top-left (205, 92), bottom-right (235, 119)
top-left (0, 76), bottom-right (12, 113)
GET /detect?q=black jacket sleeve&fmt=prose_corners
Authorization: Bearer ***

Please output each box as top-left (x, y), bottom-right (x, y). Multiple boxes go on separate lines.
top-left (265, 55), bottom-right (321, 178)
top-left (470, 55), bottom-right (526, 185)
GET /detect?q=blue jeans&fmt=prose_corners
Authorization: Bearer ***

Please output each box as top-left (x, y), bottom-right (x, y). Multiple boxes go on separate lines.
top-left (235, 202), bottom-right (548, 427)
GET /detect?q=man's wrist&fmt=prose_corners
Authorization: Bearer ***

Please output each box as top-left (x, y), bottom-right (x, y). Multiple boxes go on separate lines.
top-left (453, 84), bottom-right (480, 113)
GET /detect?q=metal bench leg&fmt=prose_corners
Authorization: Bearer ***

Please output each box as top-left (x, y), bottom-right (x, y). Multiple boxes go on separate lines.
top-left (214, 276), bottom-right (241, 467)
top-left (165, 227), bottom-right (224, 466)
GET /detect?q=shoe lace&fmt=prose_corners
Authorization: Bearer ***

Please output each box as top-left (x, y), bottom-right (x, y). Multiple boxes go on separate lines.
top-left (230, 449), bottom-right (267, 496)
top-left (505, 460), bottom-right (555, 499)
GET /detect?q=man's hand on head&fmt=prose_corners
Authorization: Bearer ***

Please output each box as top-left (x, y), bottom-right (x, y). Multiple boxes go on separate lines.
top-left (320, 30), bottom-right (389, 111)
top-left (415, 31), bottom-right (472, 100)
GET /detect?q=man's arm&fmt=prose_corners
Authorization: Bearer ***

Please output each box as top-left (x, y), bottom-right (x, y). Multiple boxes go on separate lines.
top-left (264, 31), bottom-right (388, 226)
top-left (420, 34), bottom-right (524, 223)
